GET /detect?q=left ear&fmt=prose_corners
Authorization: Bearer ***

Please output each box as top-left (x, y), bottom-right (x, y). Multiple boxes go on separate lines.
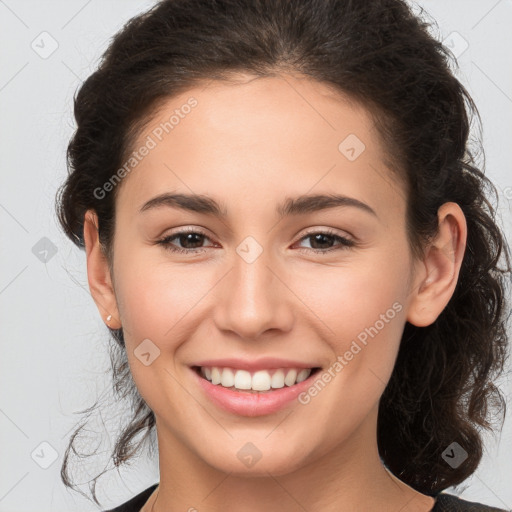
top-left (407, 202), bottom-right (467, 327)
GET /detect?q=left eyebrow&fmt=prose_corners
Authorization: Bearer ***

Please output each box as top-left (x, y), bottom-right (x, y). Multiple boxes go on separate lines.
top-left (276, 193), bottom-right (378, 219)
top-left (138, 192), bottom-right (378, 219)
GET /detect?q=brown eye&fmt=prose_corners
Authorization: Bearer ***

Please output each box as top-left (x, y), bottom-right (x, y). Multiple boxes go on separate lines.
top-left (157, 229), bottom-right (213, 254)
top-left (295, 230), bottom-right (355, 254)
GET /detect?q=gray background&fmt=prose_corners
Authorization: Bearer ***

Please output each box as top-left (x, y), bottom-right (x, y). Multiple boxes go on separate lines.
top-left (0, 1), bottom-right (511, 510)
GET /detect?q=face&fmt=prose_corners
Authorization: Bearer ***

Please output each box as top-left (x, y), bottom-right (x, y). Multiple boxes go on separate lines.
top-left (89, 73), bottom-right (425, 476)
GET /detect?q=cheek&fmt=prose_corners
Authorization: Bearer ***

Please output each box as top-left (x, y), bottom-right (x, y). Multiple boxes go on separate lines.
top-left (302, 257), bottom-right (405, 320)
top-left (291, 255), bottom-right (409, 437)
top-left (293, 250), bottom-right (410, 374)
top-left (112, 242), bottom-right (223, 361)
top-left (112, 250), bottom-right (214, 409)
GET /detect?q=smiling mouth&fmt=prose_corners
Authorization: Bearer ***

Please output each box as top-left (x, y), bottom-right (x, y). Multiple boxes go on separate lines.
top-left (192, 365), bottom-right (322, 393)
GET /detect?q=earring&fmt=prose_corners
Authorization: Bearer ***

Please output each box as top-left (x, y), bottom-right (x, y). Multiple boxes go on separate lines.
top-left (106, 314), bottom-right (112, 322)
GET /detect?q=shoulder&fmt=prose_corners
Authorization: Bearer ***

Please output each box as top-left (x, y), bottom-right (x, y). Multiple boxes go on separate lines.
top-left (102, 483), bottom-right (158, 512)
top-left (101, 486), bottom-right (511, 512)
top-left (433, 492), bottom-right (510, 512)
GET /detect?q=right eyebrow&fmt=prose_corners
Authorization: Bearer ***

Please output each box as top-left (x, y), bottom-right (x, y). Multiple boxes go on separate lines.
top-left (139, 192), bottom-right (227, 217)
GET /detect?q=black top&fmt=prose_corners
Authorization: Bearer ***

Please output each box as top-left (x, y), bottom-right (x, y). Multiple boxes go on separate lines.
top-left (103, 483), bottom-right (509, 512)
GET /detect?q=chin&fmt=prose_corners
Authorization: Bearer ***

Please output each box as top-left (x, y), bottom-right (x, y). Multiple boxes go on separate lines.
top-left (202, 444), bottom-right (312, 477)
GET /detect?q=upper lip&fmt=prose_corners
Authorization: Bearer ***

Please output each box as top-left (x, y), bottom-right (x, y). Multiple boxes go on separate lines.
top-left (191, 357), bottom-right (321, 372)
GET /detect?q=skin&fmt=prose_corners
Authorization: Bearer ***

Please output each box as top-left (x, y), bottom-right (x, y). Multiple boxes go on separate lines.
top-left (83, 73), bottom-right (467, 512)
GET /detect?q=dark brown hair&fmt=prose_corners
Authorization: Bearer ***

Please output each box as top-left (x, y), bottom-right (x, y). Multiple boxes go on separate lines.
top-left (55, 0), bottom-right (511, 505)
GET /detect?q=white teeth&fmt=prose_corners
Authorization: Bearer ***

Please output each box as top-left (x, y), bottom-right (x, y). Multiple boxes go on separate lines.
top-left (199, 366), bottom-right (313, 391)
top-left (271, 369), bottom-right (285, 388)
top-left (221, 368), bottom-right (235, 387)
top-left (284, 369), bottom-right (297, 386)
top-left (211, 367), bottom-right (221, 385)
top-left (234, 370), bottom-right (252, 390)
top-left (296, 369), bottom-right (310, 383)
top-left (252, 370), bottom-right (271, 391)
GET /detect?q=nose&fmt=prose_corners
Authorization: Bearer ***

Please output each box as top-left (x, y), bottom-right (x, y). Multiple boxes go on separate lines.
top-left (212, 247), bottom-right (294, 340)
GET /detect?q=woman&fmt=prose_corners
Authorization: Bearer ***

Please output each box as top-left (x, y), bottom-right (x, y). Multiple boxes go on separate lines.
top-left (55, 0), bottom-right (511, 510)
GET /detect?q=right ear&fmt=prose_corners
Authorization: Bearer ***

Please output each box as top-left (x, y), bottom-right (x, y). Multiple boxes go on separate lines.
top-left (83, 209), bottom-right (121, 329)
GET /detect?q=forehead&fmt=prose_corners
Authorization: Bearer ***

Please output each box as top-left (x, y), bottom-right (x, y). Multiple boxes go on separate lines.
top-left (116, 74), bottom-right (405, 223)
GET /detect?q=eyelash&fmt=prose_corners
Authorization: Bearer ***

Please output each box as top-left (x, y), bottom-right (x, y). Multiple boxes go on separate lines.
top-left (156, 227), bottom-right (356, 255)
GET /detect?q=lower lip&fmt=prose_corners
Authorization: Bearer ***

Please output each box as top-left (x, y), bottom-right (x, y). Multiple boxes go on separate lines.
top-left (191, 367), bottom-right (320, 417)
